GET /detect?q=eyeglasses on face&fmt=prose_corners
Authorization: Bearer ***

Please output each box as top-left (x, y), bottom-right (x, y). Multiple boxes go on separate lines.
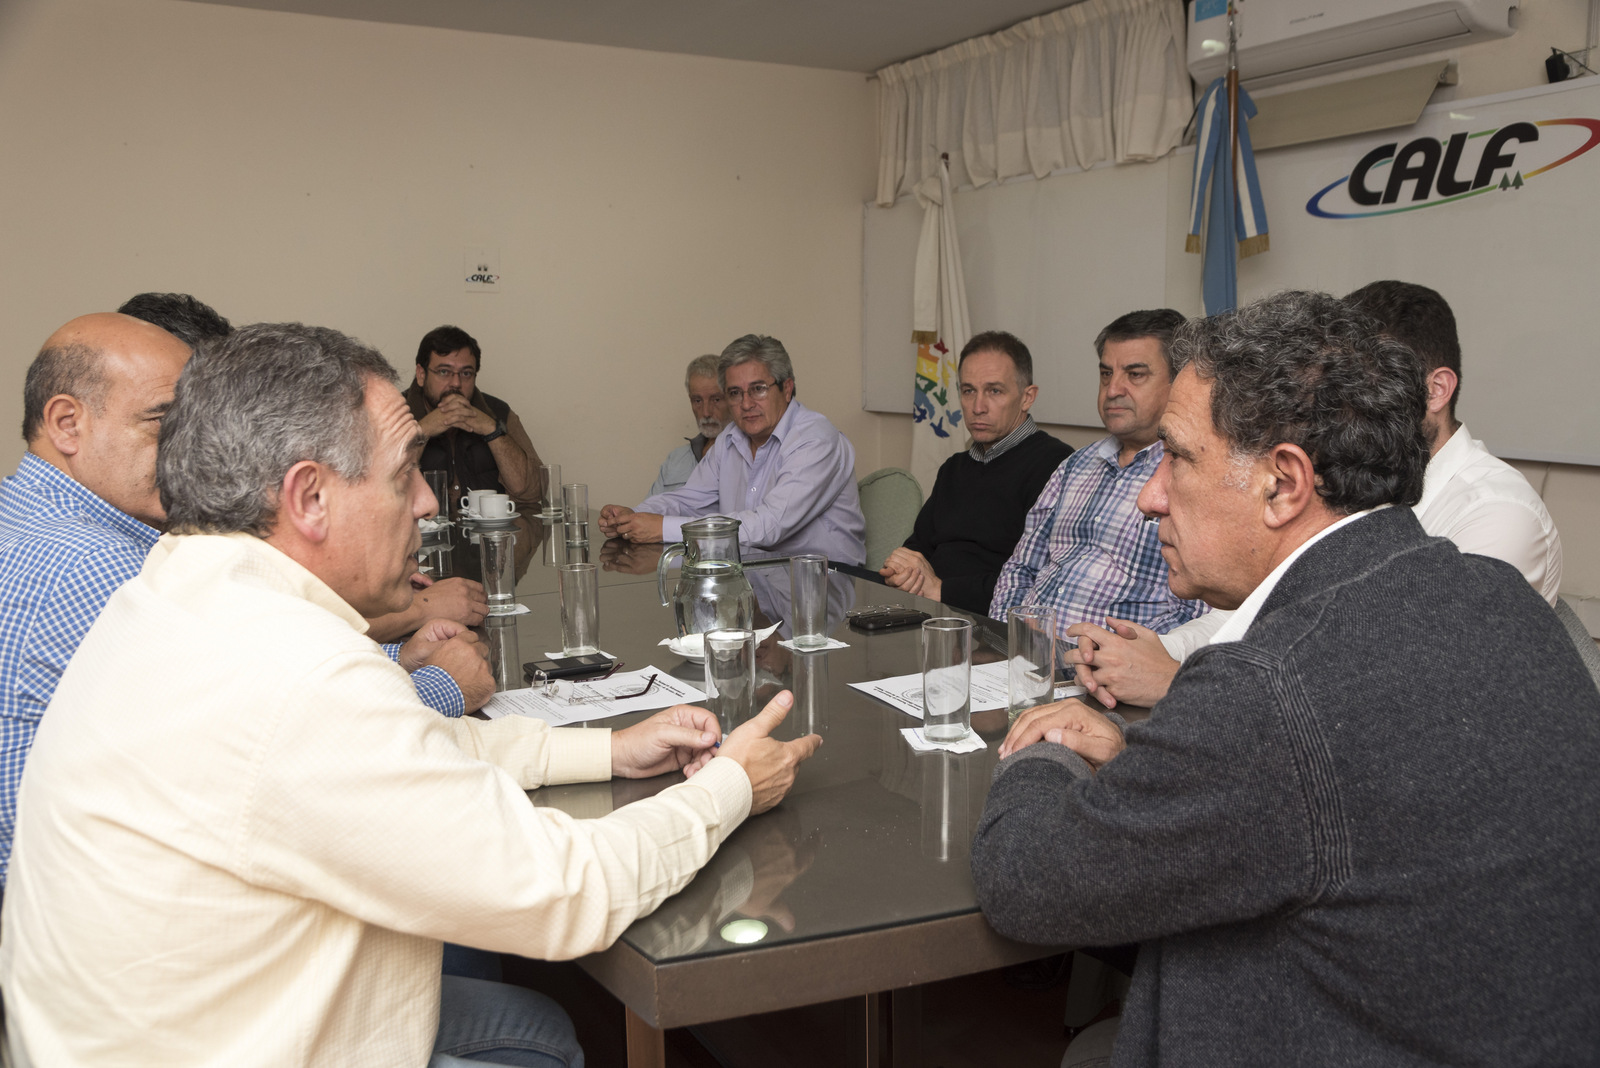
top-left (724, 381), bottom-right (777, 404)
top-left (429, 366), bottom-right (477, 382)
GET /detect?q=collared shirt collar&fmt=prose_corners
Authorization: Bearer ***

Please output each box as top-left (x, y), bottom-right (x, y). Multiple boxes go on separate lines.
top-left (16, 451), bottom-right (161, 546)
top-left (967, 416), bottom-right (1039, 464)
top-left (1208, 507), bottom-right (1385, 646)
top-left (1091, 435), bottom-right (1162, 470)
top-left (1414, 423), bottom-right (1471, 517)
top-left (148, 531), bottom-right (372, 634)
top-left (720, 398), bottom-right (804, 460)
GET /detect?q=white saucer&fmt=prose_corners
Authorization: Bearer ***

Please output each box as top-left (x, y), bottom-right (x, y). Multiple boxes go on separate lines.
top-left (459, 513), bottom-right (519, 529)
top-left (661, 624), bottom-right (782, 663)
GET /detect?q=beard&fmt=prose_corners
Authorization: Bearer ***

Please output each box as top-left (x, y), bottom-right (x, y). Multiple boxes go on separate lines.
top-left (698, 419), bottom-right (725, 437)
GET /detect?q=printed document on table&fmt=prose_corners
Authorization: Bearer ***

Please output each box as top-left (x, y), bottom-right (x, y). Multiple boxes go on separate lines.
top-left (849, 661), bottom-right (1086, 720)
top-left (483, 667), bottom-right (706, 726)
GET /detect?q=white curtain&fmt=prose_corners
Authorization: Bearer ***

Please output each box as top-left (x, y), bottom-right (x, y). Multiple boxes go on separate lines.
top-left (910, 161), bottom-right (970, 492)
top-left (875, 0), bottom-right (1191, 207)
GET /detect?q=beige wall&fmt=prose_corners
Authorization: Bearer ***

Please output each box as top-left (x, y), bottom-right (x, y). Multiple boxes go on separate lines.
top-left (0, 0), bottom-right (877, 510)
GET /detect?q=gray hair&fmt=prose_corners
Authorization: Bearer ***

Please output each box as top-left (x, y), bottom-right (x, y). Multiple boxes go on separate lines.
top-left (717, 335), bottom-right (795, 394)
top-left (685, 353), bottom-right (721, 388)
top-left (22, 343), bottom-right (107, 441)
top-left (1169, 291), bottom-right (1428, 515)
top-left (158, 323), bottom-right (399, 536)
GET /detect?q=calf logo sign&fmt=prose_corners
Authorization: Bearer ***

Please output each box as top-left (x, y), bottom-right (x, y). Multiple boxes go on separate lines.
top-left (1307, 118), bottom-right (1600, 219)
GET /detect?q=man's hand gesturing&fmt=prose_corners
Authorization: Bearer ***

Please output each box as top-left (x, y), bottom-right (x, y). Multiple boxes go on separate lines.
top-left (713, 691), bottom-right (821, 814)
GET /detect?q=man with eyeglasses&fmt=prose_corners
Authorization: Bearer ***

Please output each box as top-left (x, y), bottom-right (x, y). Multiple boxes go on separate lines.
top-left (600, 334), bottom-right (866, 564)
top-left (405, 325), bottom-right (543, 505)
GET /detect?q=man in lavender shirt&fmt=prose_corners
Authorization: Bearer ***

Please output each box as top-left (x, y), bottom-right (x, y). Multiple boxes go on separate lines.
top-left (600, 335), bottom-right (866, 565)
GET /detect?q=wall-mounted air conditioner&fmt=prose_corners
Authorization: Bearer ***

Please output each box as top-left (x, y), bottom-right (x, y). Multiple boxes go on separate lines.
top-left (1187, 0), bottom-right (1520, 88)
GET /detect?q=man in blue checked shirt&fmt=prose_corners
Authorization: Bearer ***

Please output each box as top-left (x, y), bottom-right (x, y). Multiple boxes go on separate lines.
top-left (0, 313), bottom-right (491, 891)
top-left (989, 309), bottom-right (1209, 638)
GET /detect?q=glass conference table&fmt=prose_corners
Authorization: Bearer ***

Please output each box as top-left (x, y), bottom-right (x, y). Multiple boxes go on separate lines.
top-left (430, 515), bottom-right (1071, 1068)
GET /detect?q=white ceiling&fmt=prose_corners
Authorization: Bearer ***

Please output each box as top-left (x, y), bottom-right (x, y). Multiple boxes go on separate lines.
top-left (182, 0), bottom-right (1082, 73)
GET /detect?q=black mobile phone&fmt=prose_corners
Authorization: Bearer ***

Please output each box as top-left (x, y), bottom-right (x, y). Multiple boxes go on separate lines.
top-left (522, 654), bottom-right (617, 680)
top-left (846, 605), bottom-right (931, 632)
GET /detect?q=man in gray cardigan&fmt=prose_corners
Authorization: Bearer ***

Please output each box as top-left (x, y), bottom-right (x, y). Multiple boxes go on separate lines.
top-left (973, 291), bottom-right (1600, 1067)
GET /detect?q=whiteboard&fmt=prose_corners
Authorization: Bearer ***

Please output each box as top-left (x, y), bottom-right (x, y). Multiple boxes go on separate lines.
top-left (862, 78), bottom-right (1600, 465)
top-left (862, 158), bottom-right (1172, 428)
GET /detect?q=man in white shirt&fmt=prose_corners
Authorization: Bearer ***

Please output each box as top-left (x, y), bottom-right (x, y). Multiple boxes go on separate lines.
top-left (1067, 281), bottom-right (1563, 708)
top-left (0, 323), bottom-right (819, 1068)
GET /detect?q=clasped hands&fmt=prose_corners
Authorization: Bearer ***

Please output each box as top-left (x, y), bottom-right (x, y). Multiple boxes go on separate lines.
top-left (597, 505), bottom-right (664, 544)
top-left (397, 618), bottom-right (495, 711)
top-left (418, 392), bottom-right (496, 438)
top-left (1063, 616), bottom-right (1181, 710)
top-left (609, 690), bottom-right (821, 814)
top-left (878, 548), bottom-right (942, 602)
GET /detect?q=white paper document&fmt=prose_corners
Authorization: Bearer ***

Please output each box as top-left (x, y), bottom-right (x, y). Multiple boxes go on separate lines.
top-left (849, 661), bottom-right (1009, 720)
top-left (483, 667), bottom-right (705, 726)
top-left (851, 661), bottom-right (1087, 720)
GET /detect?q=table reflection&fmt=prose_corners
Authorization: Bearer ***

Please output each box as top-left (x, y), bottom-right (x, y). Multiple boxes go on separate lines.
top-left (626, 809), bottom-right (819, 957)
top-left (422, 513), bottom-right (550, 585)
top-left (919, 751), bottom-right (972, 863)
top-left (483, 614), bottom-right (522, 692)
top-left (598, 539), bottom-right (665, 576)
top-left (746, 567), bottom-right (856, 642)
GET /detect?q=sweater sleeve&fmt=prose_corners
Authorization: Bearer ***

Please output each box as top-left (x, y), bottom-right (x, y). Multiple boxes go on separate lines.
top-left (971, 645), bottom-right (1332, 948)
top-left (902, 456), bottom-right (953, 556)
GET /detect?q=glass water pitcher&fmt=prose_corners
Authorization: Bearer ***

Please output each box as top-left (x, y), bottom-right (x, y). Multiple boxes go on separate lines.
top-left (657, 517), bottom-right (756, 637)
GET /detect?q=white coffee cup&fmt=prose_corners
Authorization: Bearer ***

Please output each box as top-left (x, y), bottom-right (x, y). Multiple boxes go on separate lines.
top-left (459, 488), bottom-right (495, 518)
top-left (481, 493), bottom-right (516, 518)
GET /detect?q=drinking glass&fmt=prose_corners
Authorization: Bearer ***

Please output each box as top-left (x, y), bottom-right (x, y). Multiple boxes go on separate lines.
top-left (789, 554), bottom-right (829, 648)
top-left (423, 470), bottom-right (451, 521)
top-left (539, 465), bottom-right (563, 517)
top-left (1007, 606), bottom-right (1058, 723)
top-left (705, 628), bottom-right (756, 735)
top-left (558, 563), bottom-right (599, 655)
top-left (563, 484), bottom-right (589, 544)
top-left (921, 617), bottom-right (972, 742)
top-left (480, 529), bottom-right (518, 616)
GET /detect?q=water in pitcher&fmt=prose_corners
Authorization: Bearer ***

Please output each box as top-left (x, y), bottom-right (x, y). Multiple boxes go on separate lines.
top-left (657, 517), bottom-right (756, 637)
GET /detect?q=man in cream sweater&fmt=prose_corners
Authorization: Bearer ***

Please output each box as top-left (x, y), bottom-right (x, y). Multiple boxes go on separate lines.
top-left (0, 323), bottom-right (819, 1068)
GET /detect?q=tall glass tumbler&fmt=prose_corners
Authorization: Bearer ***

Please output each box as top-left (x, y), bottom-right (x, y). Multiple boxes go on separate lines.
top-left (1007, 605), bottom-right (1058, 723)
top-left (563, 483), bottom-right (589, 545)
top-left (705, 628), bottom-right (756, 735)
top-left (921, 617), bottom-right (973, 742)
top-left (558, 563), bottom-right (599, 655)
top-left (480, 529), bottom-right (518, 616)
top-left (789, 553), bottom-right (829, 648)
top-left (539, 464), bottom-right (563, 517)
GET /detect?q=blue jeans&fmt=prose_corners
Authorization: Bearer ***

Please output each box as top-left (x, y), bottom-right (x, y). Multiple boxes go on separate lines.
top-left (428, 975), bottom-right (584, 1068)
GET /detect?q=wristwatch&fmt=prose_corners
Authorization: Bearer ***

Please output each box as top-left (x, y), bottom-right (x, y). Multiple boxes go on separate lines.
top-left (483, 418), bottom-right (507, 444)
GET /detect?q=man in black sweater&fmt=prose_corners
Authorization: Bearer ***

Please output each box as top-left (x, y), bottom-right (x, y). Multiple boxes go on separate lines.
top-left (973, 292), bottom-right (1600, 1066)
top-left (879, 331), bottom-right (1071, 613)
